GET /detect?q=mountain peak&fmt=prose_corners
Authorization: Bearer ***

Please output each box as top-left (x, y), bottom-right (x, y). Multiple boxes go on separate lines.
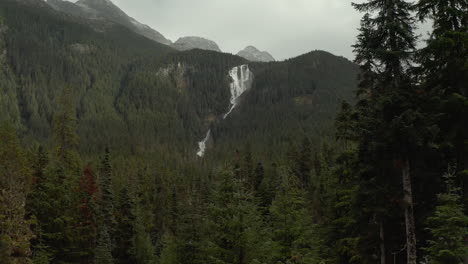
top-left (47, 0), bottom-right (172, 45)
top-left (237, 46), bottom-right (275, 62)
top-left (172, 36), bottom-right (221, 52)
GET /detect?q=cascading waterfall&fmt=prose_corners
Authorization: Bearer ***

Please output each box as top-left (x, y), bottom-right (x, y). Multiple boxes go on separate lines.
top-left (223, 64), bottom-right (253, 119)
top-left (196, 130), bottom-right (211, 157)
top-left (196, 64), bottom-right (253, 157)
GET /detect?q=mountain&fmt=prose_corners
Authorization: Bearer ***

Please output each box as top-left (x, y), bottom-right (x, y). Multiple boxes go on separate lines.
top-left (172, 36), bottom-right (221, 52)
top-left (0, 0), bottom-right (357, 159)
top-left (208, 51), bottom-right (359, 159)
top-left (237, 46), bottom-right (275, 62)
top-left (46, 0), bottom-right (172, 45)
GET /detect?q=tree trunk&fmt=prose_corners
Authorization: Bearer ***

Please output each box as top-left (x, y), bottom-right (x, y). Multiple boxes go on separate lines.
top-left (402, 157), bottom-right (417, 264)
top-left (380, 221), bottom-right (386, 264)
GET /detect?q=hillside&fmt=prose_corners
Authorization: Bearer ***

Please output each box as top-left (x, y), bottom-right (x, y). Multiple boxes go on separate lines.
top-left (1, 0), bottom-right (465, 264)
top-left (0, 0), bottom-right (358, 158)
top-left (46, 0), bottom-right (172, 45)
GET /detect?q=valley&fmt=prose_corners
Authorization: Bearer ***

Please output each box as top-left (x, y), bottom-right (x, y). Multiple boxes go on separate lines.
top-left (0, 0), bottom-right (466, 264)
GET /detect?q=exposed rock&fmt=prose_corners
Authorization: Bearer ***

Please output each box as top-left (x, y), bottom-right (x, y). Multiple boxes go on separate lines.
top-left (237, 46), bottom-right (275, 62)
top-left (172, 36), bottom-right (221, 52)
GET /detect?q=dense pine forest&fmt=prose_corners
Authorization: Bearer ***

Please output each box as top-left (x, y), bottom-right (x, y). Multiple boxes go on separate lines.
top-left (0, 0), bottom-right (467, 263)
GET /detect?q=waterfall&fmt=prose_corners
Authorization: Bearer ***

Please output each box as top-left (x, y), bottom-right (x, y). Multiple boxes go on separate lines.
top-left (223, 64), bottom-right (253, 119)
top-left (196, 64), bottom-right (253, 157)
top-left (196, 130), bottom-right (211, 157)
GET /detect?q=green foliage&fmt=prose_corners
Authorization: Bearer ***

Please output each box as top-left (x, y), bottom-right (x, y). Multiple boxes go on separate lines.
top-left (424, 170), bottom-right (468, 264)
top-left (0, 1), bottom-right (466, 264)
top-left (269, 167), bottom-right (318, 263)
top-left (159, 233), bottom-right (179, 264)
top-left (0, 124), bottom-right (33, 263)
top-left (205, 169), bottom-right (273, 264)
top-left (114, 187), bottom-right (136, 264)
top-left (95, 226), bottom-right (114, 264)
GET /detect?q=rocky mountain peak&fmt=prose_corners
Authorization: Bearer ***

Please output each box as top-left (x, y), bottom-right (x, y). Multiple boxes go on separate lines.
top-left (172, 36), bottom-right (221, 52)
top-left (237, 46), bottom-right (275, 62)
top-left (47, 0), bottom-right (172, 45)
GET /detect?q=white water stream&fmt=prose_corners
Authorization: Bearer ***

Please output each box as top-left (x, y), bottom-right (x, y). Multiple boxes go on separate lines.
top-left (196, 64), bottom-right (253, 157)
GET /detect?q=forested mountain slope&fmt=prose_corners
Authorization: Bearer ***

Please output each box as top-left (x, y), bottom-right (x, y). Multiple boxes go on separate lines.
top-left (0, 0), bottom-right (466, 264)
top-left (210, 51), bottom-right (358, 159)
top-left (47, 0), bottom-right (172, 45)
top-left (0, 0), bottom-right (358, 158)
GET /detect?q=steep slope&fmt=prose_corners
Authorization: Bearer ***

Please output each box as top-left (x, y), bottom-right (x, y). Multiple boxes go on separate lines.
top-left (207, 51), bottom-right (359, 159)
top-left (47, 0), bottom-right (172, 45)
top-left (172, 36), bottom-right (221, 52)
top-left (237, 46), bottom-right (275, 62)
top-left (0, 0), bottom-right (358, 160)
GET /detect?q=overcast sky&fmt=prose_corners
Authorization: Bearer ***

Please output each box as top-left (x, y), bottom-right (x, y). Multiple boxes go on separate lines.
top-left (70, 0), bottom-right (431, 61)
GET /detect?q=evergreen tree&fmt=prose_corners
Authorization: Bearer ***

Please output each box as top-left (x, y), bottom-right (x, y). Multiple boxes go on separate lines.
top-left (253, 162), bottom-right (264, 193)
top-left (0, 124), bottom-right (33, 264)
top-left (26, 146), bottom-right (50, 264)
top-left (424, 169), bottom-right (468, 264)
top-left (133, 206), bottom-right (158, 264)
top-left (416, 0), bottom-right (468, 203)
top-left (294, 137), bottom-right (312, 188)
top-left (205, 169), bottom-right (273, 264)
top-left (114, 187), bottom-right (137, 264)
top-left (352, 1), bottom-right (419, 263)
top-left (269, 166), bottom-right (317, 263)
top-left (95, 226), bottom-right (114, 264)
top-left (53, 87), bottom-right (80, 171)
top-left (76, 166), bottom-right (99, 263)
top-left (98, 148), bottom-right (116, 251)
top-left (159, 233), bottom-right (179, 264)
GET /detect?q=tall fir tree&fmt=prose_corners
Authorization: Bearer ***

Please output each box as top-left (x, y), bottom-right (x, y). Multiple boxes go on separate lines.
top-left (424, 169), bottom-right (468, 264)
top-left (205, 169), bottom-right (273, 264)
top-left (352, 0), bottom-right (419, 263)
top-left (0, 124), bottom-right (33, 264)
top-left (96, 148), bottom-right (116, 263)
top-left (269, 166), bottom-right (318, 264)
top-left (114, 187), bottom-right (137, 264)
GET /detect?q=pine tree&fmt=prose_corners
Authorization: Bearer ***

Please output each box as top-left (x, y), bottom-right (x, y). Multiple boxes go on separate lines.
top-left (52, 87), bottom-right (80, 171)
top-left (159, 233), bottom-right (179, 264)
top-left (95, 226), bottom-right (114, 264)
top-left (293, 137), bottom-right (312, 188)
top-left (76, 166), bottom-right (99, 263)
top-left (424, 169), bottom-right (468, 264)
top-left (114, 187), bottom-right (137, 264)
top-left (133, 206), bottom-right (157, 264)
top-left (352, 1), bottom-right (419, 263)
top-left (269, 166), bottom-right (317, 263)
top-left (416, 0), bottom-right (468, 203)
top-left (253, 162), bottom-right (264, 193)
top-left (0, 124), bottom-right (33, 264)
top-left (98, 148), bottom-right (116, 249)
top-left (26, 93), bottom-right (84, 263)
top-left (205, 169), bottom-right (273, 264)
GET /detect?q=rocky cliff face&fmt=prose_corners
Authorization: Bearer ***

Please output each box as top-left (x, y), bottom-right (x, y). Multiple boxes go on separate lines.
top-left (47, 0), bottom-right (172, 45)
top-left (172, 36), bottom-right (221, 52)
top-left (237, 46), bottom-right (275, 62)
